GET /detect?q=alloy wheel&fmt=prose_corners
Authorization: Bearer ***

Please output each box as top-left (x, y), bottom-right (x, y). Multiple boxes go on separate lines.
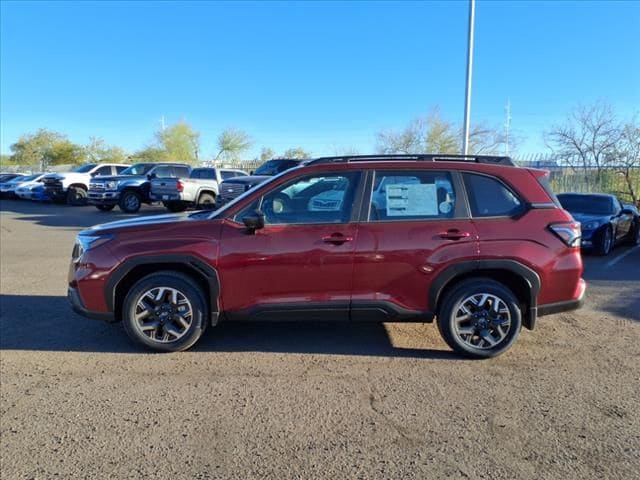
top-left (133, 287), bottom-right (193, 343)
top-left (453, 293), bottom-right (511, 349)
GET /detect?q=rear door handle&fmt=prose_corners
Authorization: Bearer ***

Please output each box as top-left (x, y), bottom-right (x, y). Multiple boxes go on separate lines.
top-left (322, 233), bottom-right (354, 245)
top-left (438, 229), bottom-right (471, 240)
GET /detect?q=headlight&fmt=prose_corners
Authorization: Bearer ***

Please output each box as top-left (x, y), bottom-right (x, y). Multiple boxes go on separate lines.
top-left (105, 181), bottom-right (118, 190)
top-left (73, 234), bottom-right (113, 261)
top-left (582, 221), bottom-right (601, 230)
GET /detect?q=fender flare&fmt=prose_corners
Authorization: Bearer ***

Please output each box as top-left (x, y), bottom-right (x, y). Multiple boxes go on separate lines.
top-left (105, 254), bottom-right (220, 323)
top-left (428, 259), bottom-right (541, 329)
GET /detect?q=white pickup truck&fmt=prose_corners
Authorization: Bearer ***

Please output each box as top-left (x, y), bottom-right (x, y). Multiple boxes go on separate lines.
top-left (42, 163), bottom-right (128, 205)
top-left (150, 167), bottom-right (248, 212)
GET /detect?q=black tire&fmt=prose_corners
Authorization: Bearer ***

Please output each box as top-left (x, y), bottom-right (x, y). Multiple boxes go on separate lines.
top-left (437, 278), bottom-right (522, 359)
top-left (95, 204), bottom-right (115, 212)
top-left (165, 201), bottom-right (188, 213)
top-left (594, 226), bottom-right (613, 256)
top-left (119, 190), bottom-right (142, 213)
top-left (628, 221), bottom-right (640, 246)
top-left (66, 186), bottom-right (88, 206)
top-left (122, 271), bottom-right (208, 352)
top-left (196, 192), bottom-right (216, 210)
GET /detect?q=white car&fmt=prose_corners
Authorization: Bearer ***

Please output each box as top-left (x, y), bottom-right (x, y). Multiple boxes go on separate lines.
top-left (14, 174), bottom-right (47, 200)
top-left (42, 163), bottom-right (128, 205)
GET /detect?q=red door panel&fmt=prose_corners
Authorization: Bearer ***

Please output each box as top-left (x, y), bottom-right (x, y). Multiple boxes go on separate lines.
top-left (218, 220), bottom-right (357, 320)
top-left (352, 220), bottom-right (479, 314)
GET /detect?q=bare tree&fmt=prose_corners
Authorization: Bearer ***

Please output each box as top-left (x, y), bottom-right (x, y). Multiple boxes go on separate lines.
top-left (545, 101), bottom-right (622, 182)
top-left (612, 120), bottom-right (640, 205)
top-left (376, 107), bottom-right (511, 156)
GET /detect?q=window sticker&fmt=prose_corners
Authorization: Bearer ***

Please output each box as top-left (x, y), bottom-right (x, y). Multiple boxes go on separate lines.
top-left (386, 183), bottom-right (438, 216)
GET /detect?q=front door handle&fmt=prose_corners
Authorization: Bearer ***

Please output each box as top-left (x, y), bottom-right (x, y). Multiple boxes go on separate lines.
top-left (438, 229), bottom-right (471, 240)
top-left (322, 233), bottom-right (354, 245)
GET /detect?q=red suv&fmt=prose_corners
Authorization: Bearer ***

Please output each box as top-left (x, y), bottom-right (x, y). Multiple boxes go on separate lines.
top-left (68, 155), bottom-right (585, 358)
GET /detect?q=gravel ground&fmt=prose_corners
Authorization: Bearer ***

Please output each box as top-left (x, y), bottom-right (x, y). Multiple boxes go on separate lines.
top-left (1, 199), bottom-right (639, 479)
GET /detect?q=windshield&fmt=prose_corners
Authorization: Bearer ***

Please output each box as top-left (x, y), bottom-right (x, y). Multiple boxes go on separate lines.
top-left (558, 194), bottom-right (613, 215)
top-left (254, 160), bottom-right (295, 176)
top-left (71, 164), bottom-right (97, 173)
top-left (120, 163), bottom-right (154, 176)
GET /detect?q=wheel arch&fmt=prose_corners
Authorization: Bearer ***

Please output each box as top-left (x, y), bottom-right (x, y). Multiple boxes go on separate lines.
top-left (429, 260), bottom-right (540, 330)
top-left (68, 182), bottom-right (88, 190)
top-left (106, 255), bottom-right (220, 325)
top-left (197, 189), bottom-right (217, 201)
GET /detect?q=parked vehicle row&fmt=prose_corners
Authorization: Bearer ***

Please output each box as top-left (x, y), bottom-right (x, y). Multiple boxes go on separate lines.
top-left (68, 153), bottom-right (589, 358)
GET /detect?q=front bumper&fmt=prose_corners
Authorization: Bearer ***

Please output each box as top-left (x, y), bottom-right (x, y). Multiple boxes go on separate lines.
top-left (68, 286), bottom-right (115, 322)
top-left (88, 191), bottom-right (120, 205)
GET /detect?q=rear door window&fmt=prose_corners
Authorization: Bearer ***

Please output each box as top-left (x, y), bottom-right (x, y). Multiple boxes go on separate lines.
top-left (463, 173), bottom-right (522, 218)
top-left (172, 166), bottom-right (191, 178)
top-left (368, 171), bottom-right (458, 221)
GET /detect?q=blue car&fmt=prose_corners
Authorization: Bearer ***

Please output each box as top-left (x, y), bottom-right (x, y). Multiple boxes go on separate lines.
top-left (557, 193), bottom-right (640, 255)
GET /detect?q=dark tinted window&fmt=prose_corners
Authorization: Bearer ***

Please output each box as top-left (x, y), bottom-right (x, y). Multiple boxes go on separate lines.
top-left (369, 171), bottom-right (457, 221)
top-left (221, 170), bottom-right (245, 180)
top-left (152, 166), bottom-right (172, 178)
top-left (191, 168), bottom-right (216, 179)
top-left (172, 166), bottom-right (191, 178)
top-left (115, 166), bottom-right (128, 174)
top-left (463, 173), bottom-right (522, 217)
top-left (557, 194), bottom-right (613, 215)
top-left (254, 160), bottom-right (299, 176)
top-left (94, 165), bottom-right (113, 176)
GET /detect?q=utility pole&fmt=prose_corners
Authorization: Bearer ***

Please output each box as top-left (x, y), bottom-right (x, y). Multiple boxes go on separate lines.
top-left (462, 0), bottom-right (476, 155)
top-left (160, 116), bottom-right (166, 131)
top-left (504, 99), bottom-right (512, 155)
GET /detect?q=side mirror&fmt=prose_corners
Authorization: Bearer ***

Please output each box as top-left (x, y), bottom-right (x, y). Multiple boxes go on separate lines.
top-left (249, 170), bottom-right (254, 175)
top-left (147, 173), bottom-right (157, 180)
top-left (242, 211), bottom-right (265, 233)
top-left (621, 208), bottom-right (634, 215)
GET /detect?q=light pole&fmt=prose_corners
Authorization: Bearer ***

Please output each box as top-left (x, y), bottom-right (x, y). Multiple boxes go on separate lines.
top-left (462, 0), bottom-right (476, 155)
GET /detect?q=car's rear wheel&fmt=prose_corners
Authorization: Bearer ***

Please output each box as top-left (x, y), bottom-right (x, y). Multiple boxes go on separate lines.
top-left (122, 272), bottom-right (207, 352)
top-left (594, 226), bottom-right (613, 256)
top-left (119, 191), bottom-right (142, 213)
top-left (95, 204), bottom-right (115, 211)
top-left (67, 186), bottom-right (87, 206)
top-left (196, 192), bottom-right (216, 210)
top-left (437, 278), bottom-right (522, 358)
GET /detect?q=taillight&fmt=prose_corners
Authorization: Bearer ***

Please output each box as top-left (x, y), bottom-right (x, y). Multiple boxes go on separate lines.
top-left (176, 180), bottom-right (184, 192)
top-left (549, 222), bottom-right (581, 247)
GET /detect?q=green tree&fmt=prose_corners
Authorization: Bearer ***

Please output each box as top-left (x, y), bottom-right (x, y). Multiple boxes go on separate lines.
top-left (215, 128), bottom-right (252, 161)
top-left (84, 137), bottom-right (128, 164)
top-left (259, 147), bottom-right (275, 162)
top-left (156, 121), bottom-right (201, 164)
top-left (9, 129), bottom-right (85, 170)
top-left (130, 146), bottom-right (167, 163)
top-left (280, 147), bottom-right (311, 159)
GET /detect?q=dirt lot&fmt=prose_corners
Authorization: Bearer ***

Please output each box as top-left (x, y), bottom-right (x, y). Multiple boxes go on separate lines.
top-left (1, 199), bottom-right (639, 480)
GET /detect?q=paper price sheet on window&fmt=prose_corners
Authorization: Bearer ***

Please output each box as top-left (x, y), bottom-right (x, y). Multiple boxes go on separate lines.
top-left (386, 183), bottom-right (438, 217)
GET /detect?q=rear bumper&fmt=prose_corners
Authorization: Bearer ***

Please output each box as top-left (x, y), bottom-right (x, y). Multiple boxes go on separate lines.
top-left (68, 286), bottom-right (115, 322)
top-left (149, 193), bottom-right (187, 202)
top-left (538, 278), bottom-right (586, 317)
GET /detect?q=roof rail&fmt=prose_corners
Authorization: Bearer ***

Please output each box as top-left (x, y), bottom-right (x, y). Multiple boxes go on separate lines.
top-left (307, 154), bottom-right (514, 166)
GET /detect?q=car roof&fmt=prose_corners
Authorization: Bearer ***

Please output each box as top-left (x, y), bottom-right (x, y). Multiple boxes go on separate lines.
top-left (557, 192), bottom-right (615, 199)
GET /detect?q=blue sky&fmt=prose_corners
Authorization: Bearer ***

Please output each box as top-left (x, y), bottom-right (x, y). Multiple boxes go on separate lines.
top-left (1, 0), bottom-right (639, 158)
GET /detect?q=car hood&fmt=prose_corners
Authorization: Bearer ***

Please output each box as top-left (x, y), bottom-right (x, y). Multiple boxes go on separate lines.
top-left (570, 213), bottom-right (609, 225)
top-left (83, 212), bottom-right (208, 235)
top-left (221, 175), bottom-right (271, 185)
top-left (16, 181), bottom-right (41, 190)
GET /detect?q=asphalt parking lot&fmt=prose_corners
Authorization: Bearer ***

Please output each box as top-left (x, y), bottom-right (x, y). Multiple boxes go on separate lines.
top-left (1, 199), bottom-right (639, 479)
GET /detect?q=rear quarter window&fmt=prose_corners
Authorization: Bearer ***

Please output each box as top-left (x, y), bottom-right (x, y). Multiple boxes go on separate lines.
top-left (463, 173), bottom-right (523, 218)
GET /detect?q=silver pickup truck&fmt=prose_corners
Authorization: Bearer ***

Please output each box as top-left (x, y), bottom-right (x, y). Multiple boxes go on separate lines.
top-left (150, 167), bottom-right (248, 212)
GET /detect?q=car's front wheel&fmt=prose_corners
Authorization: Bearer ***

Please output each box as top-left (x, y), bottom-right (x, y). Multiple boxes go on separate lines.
top-left (122, 272), bottom-right (207, 352)
top-left (119, 191), bottom-right (142, 213)
top-left (437, 278), bottom-right (522, 358)
top-left (67, 186), bottom-right (88, 206)
top-left (594, 226), bottom-right (613, 256)
top-left (628, 221), bottom-right (640, 246)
